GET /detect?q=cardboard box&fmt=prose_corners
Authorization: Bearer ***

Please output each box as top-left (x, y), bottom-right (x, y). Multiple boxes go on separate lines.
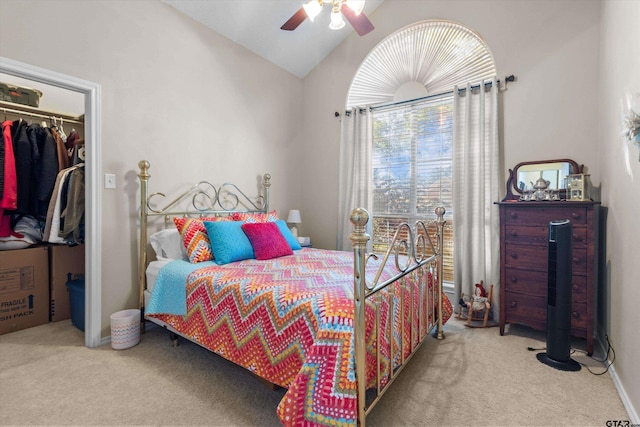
top-left (48, 244), bottom-right (85, 322)
top-left (0, 246), bottom-right (50, 335)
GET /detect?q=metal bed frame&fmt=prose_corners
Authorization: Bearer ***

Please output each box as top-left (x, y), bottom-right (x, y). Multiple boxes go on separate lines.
top-left (137, 160), bottom-right (446, 427)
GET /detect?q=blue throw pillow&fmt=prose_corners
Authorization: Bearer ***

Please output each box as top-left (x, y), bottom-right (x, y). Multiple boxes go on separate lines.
top-left (275, 220), bottom-right (302, 250)
top-left (203, 221), bottom-right (255, 265)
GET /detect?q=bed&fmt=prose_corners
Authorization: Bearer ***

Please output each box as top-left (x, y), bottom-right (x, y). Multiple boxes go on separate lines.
top-left (137, 160), bottom-right (453, 427)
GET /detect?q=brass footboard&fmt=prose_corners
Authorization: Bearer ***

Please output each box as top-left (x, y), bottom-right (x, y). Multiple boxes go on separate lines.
top-left (350, 207), bottom-right (446, 426)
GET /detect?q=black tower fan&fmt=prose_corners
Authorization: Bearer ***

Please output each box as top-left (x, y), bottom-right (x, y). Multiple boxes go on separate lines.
top-left (536, 219), bottom-right (581, 371)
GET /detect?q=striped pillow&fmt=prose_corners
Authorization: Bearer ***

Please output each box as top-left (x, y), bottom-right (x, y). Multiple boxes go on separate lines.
top-left (231, 210), bottom-right (279, 223)
top-left (173, 216), bottom-right (230, 263)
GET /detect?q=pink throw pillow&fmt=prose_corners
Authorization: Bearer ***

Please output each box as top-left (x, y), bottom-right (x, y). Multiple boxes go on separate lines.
top-left (241, 222), bottom-right (293, 260)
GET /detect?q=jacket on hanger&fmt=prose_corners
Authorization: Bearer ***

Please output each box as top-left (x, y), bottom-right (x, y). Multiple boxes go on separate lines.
top-left (1, 120), bottom-right (17, 237)
top-left (59, 166), bottom-right (84, 245)
top-left (43, 163), bottom-right (83, 244)
top-left (50, 126), bottom-right (68, 171)
top-left (11, 119), bottom-right (34, 215)
top-left (37, 127), bottom-right (59, 219)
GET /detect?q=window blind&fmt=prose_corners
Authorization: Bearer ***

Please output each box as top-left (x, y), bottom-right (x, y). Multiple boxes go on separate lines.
top-left (372, 94), bottom-right (454, 282)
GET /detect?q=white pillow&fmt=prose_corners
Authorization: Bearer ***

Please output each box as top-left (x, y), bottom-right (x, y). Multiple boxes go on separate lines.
top-left (0, 234), bottom-right (36, 250)
top-left (0, 216), bottom-right (40, 250)
top-left (15, 215), bottom-right (43, 242)
top-left (149, 228), bottom-right (188, 260)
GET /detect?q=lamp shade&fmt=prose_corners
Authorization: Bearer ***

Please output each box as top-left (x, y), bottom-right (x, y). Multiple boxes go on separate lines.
top-left (329, 10), bottom-right (345, 30)
top-left (287, 210), bottom-right (302, 224)
top-left (303, 0), bottom-right (322, 21)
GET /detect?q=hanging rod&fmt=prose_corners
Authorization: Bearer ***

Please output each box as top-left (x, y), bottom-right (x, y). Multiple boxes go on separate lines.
top-left (0, 100), bottom-right (84, 125)
top-left (336, 74), bottom-right (516, 116)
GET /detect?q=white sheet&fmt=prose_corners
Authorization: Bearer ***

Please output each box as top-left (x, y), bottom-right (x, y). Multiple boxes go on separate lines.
top-left (145, 258), bottom-right (173, 294)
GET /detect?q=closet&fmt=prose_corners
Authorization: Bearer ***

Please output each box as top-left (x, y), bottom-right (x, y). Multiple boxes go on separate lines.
top-left (0, 81), bottom-right (86, 337)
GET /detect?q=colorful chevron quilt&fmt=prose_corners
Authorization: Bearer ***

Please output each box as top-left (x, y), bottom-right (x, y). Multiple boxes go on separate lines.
top-left (146, 248), bottom-right (452, 426)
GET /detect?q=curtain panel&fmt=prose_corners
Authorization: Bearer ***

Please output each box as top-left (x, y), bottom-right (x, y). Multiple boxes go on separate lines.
top-left (337, 108), bottom-right (373, 251)
top-left (452, 78), bottom-right (501, 320)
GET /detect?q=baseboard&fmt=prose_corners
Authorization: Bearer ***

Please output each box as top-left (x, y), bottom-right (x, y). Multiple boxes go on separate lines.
top-left (608, 363), bottom-right (639, 424)
top-left (597, 337), bottom-right (639, 424)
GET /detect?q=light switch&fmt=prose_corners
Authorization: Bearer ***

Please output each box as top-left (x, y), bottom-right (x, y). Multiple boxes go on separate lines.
top-left (104, 173), bottom-right (116, 189)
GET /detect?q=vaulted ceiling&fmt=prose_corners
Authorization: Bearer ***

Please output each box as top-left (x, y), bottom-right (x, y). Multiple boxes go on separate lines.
top-left (163, 0), bottom-right (385, 78)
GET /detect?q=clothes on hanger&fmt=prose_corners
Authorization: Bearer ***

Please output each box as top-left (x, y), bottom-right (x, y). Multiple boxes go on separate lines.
top-left (50, 126), bottom-right (69, 171)
top-left (1, 112), bottom-right (84, 245)
top-left (1, 120), bottom-right (18, 238)
top-left (66, 129), bottom-right (79, 162)
top-left (43, 163), bottom-right (84, 245)
top-left (59, 166), bottom-right (84, 245)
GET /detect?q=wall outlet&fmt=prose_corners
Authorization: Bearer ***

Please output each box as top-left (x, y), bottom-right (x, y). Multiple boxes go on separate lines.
top-left (104, 173), bottom-right (116, 189)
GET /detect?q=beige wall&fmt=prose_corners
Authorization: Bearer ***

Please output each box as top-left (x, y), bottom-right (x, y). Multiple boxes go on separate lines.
top-left (0, 0), bottom-right (304, 338)
top-left (598, 0), bottom-right (640, 420)
top-left (1, 0), bottom-right (637, 419)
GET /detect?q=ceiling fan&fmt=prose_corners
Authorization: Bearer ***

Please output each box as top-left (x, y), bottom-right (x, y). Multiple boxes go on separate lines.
top-left (281, 0), bottom-right (375, 36)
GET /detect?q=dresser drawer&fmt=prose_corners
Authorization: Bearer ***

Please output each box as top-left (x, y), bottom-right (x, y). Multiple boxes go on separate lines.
top-left (505, 225), bottom-right (588, 248)
top-left (570, 302), bottom-right (587, 331)
top-left (504, 244), bottom-right (587, 275)
top-left (504, 268), bottom-right (547, 296)
top-left (504, 293), bottom-right (587, 332)
top-left (504, 269), bottom-right (587, 302)
top-left (504, 244), bottom-right (547, 271)
top-left (570, 248), bottom-right (588, 275)
top-left (504, 291), bottom-right (546, 324)
top-left (571, 275), bottom-right (587, 303)
top-left (504, 206), bottom-right (588, 226)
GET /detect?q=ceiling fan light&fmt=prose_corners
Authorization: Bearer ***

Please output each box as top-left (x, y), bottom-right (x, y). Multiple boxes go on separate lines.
top-left (346, 0), bottom-right (365, 15)
top-left (329, 10), bottom-right (345, 30)
top-left (303, 0), bottom-right (322, 22)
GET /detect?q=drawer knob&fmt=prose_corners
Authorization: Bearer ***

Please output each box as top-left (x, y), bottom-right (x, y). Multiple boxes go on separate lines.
top-left (510, 230), bottom-right (518, 237)
top-left (510, 276), bottom-right (518, 283)
top-left (572, 284), bottom-right (580, 291)
top-left (572, 311), bottom-right (580, 319)
top-left (510, 212), bottom-right (518, 218)
top-left (571, 212), bottom-right (581, 219)
top-left (573, 257), bottom-right (581, 264)
top-left (573, 234), bottom-right (583, 242)
top-left (510, 301), bottom-right (517, 308)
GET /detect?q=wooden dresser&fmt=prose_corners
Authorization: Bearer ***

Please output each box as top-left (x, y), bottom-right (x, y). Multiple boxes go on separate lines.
top-left (497, 201), bottom-right (600, 355)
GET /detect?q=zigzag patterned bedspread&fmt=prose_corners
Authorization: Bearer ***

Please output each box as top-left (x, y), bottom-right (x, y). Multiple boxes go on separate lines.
top-left (146, 248), bottom-right (452, 426)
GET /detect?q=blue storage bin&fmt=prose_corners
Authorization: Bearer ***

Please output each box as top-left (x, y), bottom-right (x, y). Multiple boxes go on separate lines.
top-left (66, 273), bottom-right (85, 331)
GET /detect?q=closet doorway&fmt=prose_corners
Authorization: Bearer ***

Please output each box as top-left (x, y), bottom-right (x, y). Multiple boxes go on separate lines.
top-left (0, 56), bottom-right (102, 348)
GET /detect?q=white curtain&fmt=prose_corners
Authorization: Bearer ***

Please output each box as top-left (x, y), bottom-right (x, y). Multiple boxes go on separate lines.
top-left (452, 77), bottom-right (501, 319)
top-left (337, 107), bottom-right (373, 251)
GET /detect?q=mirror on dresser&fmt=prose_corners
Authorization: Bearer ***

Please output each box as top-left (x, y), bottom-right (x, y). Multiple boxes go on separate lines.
top-left (502, 158), bottom-right (583, 201)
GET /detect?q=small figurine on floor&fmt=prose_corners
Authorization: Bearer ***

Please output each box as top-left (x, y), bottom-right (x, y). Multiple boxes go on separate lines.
top-left (465, 281), bottom-right (488, 311)
top-left (457, 280), bottom-right (493, 327)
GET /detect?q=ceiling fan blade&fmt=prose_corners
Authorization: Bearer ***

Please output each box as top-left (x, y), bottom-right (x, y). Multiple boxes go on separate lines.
top-left (340, 4), bottom-right (374, 36)
top-left (281, 7), bottom-right (307, 31)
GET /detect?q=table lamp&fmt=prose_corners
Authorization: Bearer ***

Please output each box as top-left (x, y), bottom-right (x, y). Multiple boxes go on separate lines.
top-left (287, 209), bottom-right (301, 237)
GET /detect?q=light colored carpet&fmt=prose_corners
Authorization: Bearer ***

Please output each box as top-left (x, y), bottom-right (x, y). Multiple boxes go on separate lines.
top-left (0, 318), bottom-right (629, 426)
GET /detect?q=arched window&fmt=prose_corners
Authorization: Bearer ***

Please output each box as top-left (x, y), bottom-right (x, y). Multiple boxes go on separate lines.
top-left (344, 21), bottom-right (496, 284)
top-left (347, 20), bottom-right (495, 108)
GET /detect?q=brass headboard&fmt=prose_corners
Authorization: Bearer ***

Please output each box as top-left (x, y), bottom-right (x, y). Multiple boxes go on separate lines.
top-left (136, 160), bottom-right (271, 330)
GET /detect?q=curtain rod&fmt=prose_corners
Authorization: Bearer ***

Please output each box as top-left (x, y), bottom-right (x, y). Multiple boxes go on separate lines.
top-left (0, 102), bottom-right (84, 125)
top-left (336, 74), bottom-right (516, 116)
